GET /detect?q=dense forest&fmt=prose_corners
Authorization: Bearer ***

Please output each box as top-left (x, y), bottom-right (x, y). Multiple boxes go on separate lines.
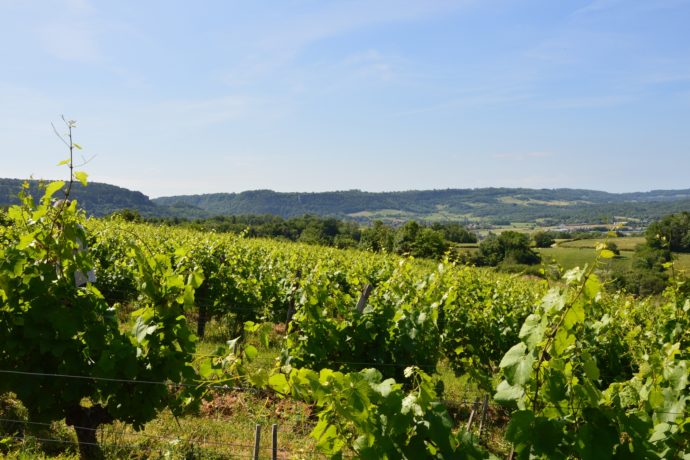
top-left (0, 179), bottom-right (160, 217)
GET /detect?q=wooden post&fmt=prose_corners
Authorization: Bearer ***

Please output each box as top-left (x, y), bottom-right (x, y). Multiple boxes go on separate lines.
top-left (356, 284), bottom-right (373, 313)
top-left (197, 301), bottom-right (207, 339)
top-left (253, 424), bottom-right (261, 460)
top-left (508, 444), bottom-right (515, 460)
top-left (272, 424), bottom-right (278, 460)
top-left (286, 269), bottom-right (301, 328)
top-left (466, 397), bottom-right (480, 432)
top-left (478, 394), bottom-right (489, 436)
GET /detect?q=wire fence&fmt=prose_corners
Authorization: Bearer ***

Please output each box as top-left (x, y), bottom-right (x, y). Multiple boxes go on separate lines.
top-left (0, 367), bottom-right (487, 405)
top-left (1, 411), bottom-right (342, 460)
top-left (0, 367), bottom-right (495, 459)
top-left (2, 364), bottom-right (688, 459)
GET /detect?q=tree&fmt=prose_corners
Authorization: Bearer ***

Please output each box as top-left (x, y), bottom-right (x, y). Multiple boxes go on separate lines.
top-left (431, 222), bottom-right (477, 244)
top-left (477, 234), bottom-right (504, 266)
top-left (532, 231), bottom-right (555, 248)
top-left (360, 220), bottom-right (394, 253)
top-left (477, 231), bottom-right (541, 267)
top-left (0, 208), bottom-right (9, 227)
top-left (610, 242), bottom-right (672, 296)
top-left (604, 241), bottom-right (620, 256)
top-left (411, 227), bottom-right (448, 259)
top-left (110, 208), bottom-right (142, 222)
top-left (500, 231), bottom-right (541, 265)
top-left (646, 212), bottom-right (690, 253)
top-left (394, 221), bottom-right (420, 256)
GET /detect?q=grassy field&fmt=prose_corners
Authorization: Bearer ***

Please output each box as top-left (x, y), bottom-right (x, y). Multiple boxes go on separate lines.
top-left (557, 236), bottom-right (645, 252)
top-left (674, 252), bottom-right (690, 273)
top-left (537, 247), bottom-right (632, 271)
top-left (539, 243), bottom-right (690, 273)
top-left (455, 237), bottom-right (690, 274)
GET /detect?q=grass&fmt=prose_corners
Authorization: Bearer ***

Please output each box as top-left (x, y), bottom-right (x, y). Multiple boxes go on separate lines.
top-left (537, 247), bottom-right (633, 271)
top-left (497, 197), bottom-right (579, 207)
top-left (2, 395), bottom-right (321, 460)
top-left (557, 236), bottom-right (645, 252)
top-left (2, 317), bottom-right (510, 459)
top-left (543, 239), bottom-right (690, 274)
top-left (674, 253), bottom-right (690, 273)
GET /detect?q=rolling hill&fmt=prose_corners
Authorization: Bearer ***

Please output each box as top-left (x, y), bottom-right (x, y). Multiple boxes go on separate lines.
top-left (153, 188), bottom-right (690, 224)
top-left (2, 178), bottom-right (689, 225)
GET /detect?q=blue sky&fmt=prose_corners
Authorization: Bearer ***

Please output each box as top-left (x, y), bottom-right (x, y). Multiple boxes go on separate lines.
top-left (1, 0), bottom-right (689, 197)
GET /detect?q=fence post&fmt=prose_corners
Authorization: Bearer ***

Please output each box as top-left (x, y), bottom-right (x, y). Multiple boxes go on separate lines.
top-left (286, 269), bottom-right (301, 328)
top-left (253, 424), bottom-right (261, 460)
top-left (272, 424), bottom-right (278, 460)
top-left (478, 394), bottom-right (489, 437)
top-left (466, 397), bottom-right (480, 432)
top-left (197, 301), bottom-right (207, 339)
top-left (356, 284), bottom-right (373, 313)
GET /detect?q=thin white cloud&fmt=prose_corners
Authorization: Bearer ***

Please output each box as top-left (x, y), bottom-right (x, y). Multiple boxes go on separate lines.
top-left (539, 94), bottom-right (632, 109)
top-left (396, 82), bottom-right (534, 116)
top-left (220, 0), bottom-right (479, 86)
top-left (6, 0), bottom-right (103, 63)
top-left (573, 0), bottom-right (690, 16)
top-left (156, 96), bottom-right (253, 126)
top-left (36, 22), bottom-right (101, 62)
top-left (572, 0), bottom-right (625, 16)
top-left (341, 49), bottom-right (397, 81)
top-left (492, 152), bottom-right (554, 160)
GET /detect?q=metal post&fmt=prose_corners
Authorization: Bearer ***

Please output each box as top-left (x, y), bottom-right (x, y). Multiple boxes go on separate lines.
top-left (253, 424), bottom-right (261, 460)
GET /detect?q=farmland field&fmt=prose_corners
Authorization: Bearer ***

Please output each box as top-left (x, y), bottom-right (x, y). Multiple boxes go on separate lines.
top-left (557, 236), bottom-right (645, 251)
top-left (544, 237), bottom-right (690, 272)
top-left (538, 247), bottom-right (632, 271)
top-left (676, 252), bottom-right (690, 272)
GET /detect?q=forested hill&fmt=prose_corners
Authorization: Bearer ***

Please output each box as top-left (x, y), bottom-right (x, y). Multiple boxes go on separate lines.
top-left (153, 188), bottom-right (690, 224)
top-left (2, 178), bottom-right (690, 224)
top-left (0, 178), bottom-right (163, 217)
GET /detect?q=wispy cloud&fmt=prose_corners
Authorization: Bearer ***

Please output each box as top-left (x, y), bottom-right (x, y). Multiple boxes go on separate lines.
top-left (156, 96), bottom-right (253, 126)
top-left (574, 0), bottom-right (690, 16)
top-left (572, 0), bottom-right (625, 16)
top-left (492, 152), bottom-right (554, 161)
top-left (341, 49), bottom-right (397, 82)
top-left (257, 0), bottom-right (477, 54)
top-left (17, 0), bottom-right (104, 63)
top-left (396, 82), bottom-right (534, 116)
top-left (36, 22), bottom-right (101, 62)
top-left (539, 94), bottom-right (632, 109)
top-left (220, 0), bottom-right (478, 86)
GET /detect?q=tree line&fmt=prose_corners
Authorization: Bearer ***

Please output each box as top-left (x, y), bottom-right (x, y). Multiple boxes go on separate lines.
top-left (121, 211), bottom-right (477, 259)
top-left (611, 211), bottom-right (690, 296)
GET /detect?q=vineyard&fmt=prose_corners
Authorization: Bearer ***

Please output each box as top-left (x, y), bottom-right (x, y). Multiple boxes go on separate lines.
top-left (1, 179), bottom-right (689, 459)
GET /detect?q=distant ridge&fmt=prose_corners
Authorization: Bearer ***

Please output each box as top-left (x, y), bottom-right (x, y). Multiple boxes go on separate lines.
top-left (152, 188), bottom-right (690, 224)
top-left (0, 178), bottom-right (162, 217)
top-left (1, 178), bottom-right (689, 224)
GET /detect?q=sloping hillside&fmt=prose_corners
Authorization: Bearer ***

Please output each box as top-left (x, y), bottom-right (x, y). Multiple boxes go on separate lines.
top-left (153, 188), bottom-right (690, 224)
top-left (0, 179), bottom-right (164, 217)
top-left (3, 178), bottom-right (689, 224)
